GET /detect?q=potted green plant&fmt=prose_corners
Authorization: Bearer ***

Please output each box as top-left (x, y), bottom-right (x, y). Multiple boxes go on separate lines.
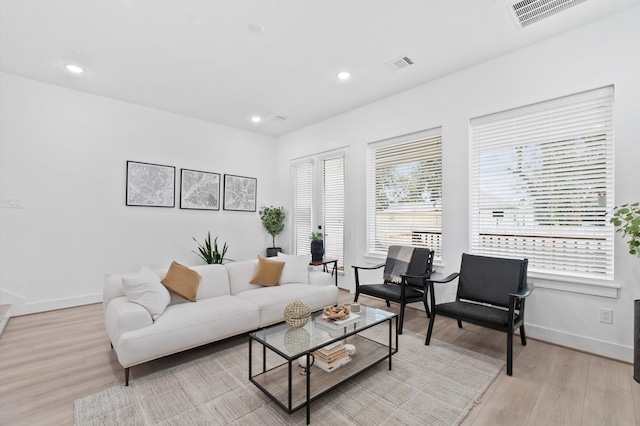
top-left (310, 232), bottom-right (324, 261)
top-left (192, 232), bottom-right (228, 264)
top-left (259, 206), bottom-right (286, 257)
top-left (610, 201), bottom-right (640, 383)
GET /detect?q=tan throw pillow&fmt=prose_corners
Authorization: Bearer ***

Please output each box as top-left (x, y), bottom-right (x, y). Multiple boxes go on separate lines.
top-left (161, 261), bottom-right (202, 302)
top-left (250, 256), bottom-right (285, 287)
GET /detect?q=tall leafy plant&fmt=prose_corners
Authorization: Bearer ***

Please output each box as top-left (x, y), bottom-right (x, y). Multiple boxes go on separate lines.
top-left (259, 206), bottom-right (286, 248)
top-left (193, 232), bottom-right (228, 264)
top-left (611, 202), bottom-right (640, 258)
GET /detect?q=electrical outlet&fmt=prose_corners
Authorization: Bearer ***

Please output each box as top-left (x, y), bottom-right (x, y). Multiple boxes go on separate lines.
top-left (599, 308), bottom-right (613, 324)
top-left (2, 198), bottom-right (22, 208)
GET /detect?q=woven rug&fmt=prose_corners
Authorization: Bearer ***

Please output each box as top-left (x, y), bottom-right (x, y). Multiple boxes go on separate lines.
top-left (75, 330), bottom-right (504, 425)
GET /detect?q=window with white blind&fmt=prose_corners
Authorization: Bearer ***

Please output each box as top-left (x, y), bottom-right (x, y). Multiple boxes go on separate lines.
top-left (470, 86), bottom-right (614, 281)
top-left (367, 129), bottom-right (442, 260)
top-left (291, 162), bottom-right (313, 256)
top-left (323, 156), bottom-right (344, 267)
top-left (290, 153), bottom-right (345, 267)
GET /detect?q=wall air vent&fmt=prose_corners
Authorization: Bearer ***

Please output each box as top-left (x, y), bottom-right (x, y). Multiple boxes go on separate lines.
top-left (509, 0), bottom-right (588, 28)
top-left (386, 55), bottom-right (414, 71)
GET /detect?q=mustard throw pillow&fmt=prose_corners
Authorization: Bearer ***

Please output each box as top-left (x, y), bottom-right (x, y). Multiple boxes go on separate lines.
top-left (161, 261), bottom-right (202, 302)
top-left (250, 256), bottom-right (285, 287)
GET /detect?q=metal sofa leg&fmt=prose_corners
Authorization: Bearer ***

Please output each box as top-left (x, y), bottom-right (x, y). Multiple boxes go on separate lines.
top-left (125, 368), bottom-right (130, 386)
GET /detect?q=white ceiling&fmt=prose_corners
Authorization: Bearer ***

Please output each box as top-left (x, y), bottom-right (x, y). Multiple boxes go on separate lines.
top-left (1, 0), bottom-right (639, 137)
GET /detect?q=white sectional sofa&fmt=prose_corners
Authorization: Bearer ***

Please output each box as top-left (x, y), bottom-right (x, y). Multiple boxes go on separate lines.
top-left (103, 258), bottom-right (339, 384)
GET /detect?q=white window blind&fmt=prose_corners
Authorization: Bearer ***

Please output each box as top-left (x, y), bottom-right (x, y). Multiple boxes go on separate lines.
top-left (291, 162), bottom-right (313, 255)
top-left (470, 86), bottom-right (614, 281)
top-left (367, 131), bottom-right (442, 260)
top-left (323, 156), bottom-right (345, 267)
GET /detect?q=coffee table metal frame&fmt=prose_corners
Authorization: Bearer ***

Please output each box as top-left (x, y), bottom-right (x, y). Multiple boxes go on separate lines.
top-left (248, 305), bottom-right (398, 425)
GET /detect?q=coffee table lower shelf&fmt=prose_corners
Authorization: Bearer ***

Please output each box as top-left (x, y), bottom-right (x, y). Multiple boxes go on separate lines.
top-left (250, 333), bottom-right (396, 417)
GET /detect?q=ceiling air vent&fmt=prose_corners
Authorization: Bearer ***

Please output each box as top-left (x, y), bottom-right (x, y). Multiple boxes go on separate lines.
top-left (386, 55), bottom-right (414, 71)
top-left (509, 0), bottom-right (588, 28)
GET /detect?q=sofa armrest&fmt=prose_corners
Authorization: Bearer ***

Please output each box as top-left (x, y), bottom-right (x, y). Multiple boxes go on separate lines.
top-left (309, 270), bottom-right (333, 286)
top-left (104, 296), bottom-right (153, 346)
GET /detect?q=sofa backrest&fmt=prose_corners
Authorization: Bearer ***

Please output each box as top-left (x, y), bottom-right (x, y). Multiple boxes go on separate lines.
top-left (190, 264), bottom-right (232, 300)
top-left (103, 263), bottom-right (232, 309)
top-left (225, 259), bottom-right (261, 295)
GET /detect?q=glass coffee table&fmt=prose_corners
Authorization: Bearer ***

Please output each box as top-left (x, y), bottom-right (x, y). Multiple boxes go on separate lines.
top-left (248, 305), bottom-right (398, 425)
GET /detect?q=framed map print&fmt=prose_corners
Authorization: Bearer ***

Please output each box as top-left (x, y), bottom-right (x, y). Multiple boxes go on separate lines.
top-left (180, 169), bottom-right (220, 210)
top-left (126, 161), bottom-right (175, 207)
top-left (223, 174), bottom-right (257, 212)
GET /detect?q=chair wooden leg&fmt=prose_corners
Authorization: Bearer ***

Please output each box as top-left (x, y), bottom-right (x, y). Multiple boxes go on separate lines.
top-left (354, 292), bottom-right (359, 302)
top-left (385, 300), bottom-right (391, 307)
top-left (425, 313), bottom-right (435, 345)
top-left (457, 319), bottom-right (462, 328)
top-left (422, 297), bottom-right (431, 318)
top-left (398, 303), bottom-right (405, 335)
top-left (520, 325), bottom-right (527, 345)
top-left (125, 368), bottom-right (130, 386)
top-left (507, 332), bottom-right (513, 376)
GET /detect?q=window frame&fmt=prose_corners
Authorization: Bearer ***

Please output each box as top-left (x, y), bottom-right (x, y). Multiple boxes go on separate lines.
top-left (366, 128), bottom-right (443, 262)
top-left (469, 86), bottom-right (616, 289)
top-left (289, 149), bottom-right (347, 267)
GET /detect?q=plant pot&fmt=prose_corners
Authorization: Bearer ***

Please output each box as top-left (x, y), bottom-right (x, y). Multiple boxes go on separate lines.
top-left (635, 299), bottom-right (640, 383)
top-left (310, 241), bottom-right (324, 261)
top-left (266, 247), bottom-right (282, 258)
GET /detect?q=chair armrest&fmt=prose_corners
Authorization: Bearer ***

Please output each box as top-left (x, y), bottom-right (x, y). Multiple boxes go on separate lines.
top-left (401, 273), bottom-right (432, 281)
top-left (509, 281), bottom-right (534, 299)
top-left (427, 272), bottom-right (460, 284)
top-left (352, 263), bottom-right (385, 271)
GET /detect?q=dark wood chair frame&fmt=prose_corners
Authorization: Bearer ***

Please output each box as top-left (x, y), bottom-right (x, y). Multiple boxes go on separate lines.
top-left (424, 253), bottom-right (534, 376)
top-left (353, 248), bottom-right (434, 334)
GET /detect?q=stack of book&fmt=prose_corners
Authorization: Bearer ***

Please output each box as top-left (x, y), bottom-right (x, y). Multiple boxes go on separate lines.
top-left (313, 341), bottom-right (351, 372)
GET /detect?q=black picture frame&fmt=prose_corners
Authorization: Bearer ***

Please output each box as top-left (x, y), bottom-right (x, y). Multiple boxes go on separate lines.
top-left (126, 161), bottom-right (175, 207)
top-left (180, 169), bottom-right (221, 210)
top-left (223, 174), bottom-right (257, 212)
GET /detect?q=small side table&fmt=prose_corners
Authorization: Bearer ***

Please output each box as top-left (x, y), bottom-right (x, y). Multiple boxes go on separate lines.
top-left (309, 258), bottom-right (338, 286)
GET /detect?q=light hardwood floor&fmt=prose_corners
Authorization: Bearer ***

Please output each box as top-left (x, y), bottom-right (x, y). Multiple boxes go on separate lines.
top-left (0, 291), bottom-right (638, 425)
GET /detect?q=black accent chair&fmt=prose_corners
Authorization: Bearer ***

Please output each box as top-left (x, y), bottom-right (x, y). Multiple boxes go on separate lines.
top-left (425, 253), bottom-right (533, 376)
top-left (353, 246), bottom-right (434, 334)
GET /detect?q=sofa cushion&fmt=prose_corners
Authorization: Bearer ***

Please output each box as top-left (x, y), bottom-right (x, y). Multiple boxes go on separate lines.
top-left (236, 284), bottom-right (339, 327)
top-left (250, 256), bottom-right (285, 287)
top-left (277, 253), bottom-right (311, 284)
top-left (122, 266), bottom-right (171, 320)
top-left (161, 261), bottom-right (202, 302)
top-left (115, 295), bottom-right (260, 368)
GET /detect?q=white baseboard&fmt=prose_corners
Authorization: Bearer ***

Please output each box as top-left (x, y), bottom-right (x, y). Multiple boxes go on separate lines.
top-left (0, 289), bottom-right (102, 316)
top-left (526, 323), bottom-right (633, 363)
top-left (400, 303), bottom-right (633, 363)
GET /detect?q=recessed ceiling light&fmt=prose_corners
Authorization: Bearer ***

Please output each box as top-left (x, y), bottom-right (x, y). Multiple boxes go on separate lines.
top-left (337, 71), bottom-right (351, 80)
top-left (65, 64), bottom-right (85, 74)
top-left (247, 23), bottom-right (264, 35)
top-left (251, 116), bottom-right (262, 123)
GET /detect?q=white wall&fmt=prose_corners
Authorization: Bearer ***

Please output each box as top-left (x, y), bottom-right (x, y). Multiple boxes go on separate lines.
top-left (276, 8), bottom-right (640, 362)
top-left (0, 73), bottom-right (282, 315)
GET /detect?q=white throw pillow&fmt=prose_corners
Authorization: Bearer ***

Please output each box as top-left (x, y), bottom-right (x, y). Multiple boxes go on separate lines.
top-left (122, 266), bottom-right (171, 320)
top-left (277, 253), bottom-right (311, 284)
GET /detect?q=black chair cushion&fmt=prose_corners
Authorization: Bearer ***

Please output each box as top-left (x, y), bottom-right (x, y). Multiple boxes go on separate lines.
top-left (358, 283), bottom-right (424, 302)
top-left (435, 301), bottom-right (520, 328)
